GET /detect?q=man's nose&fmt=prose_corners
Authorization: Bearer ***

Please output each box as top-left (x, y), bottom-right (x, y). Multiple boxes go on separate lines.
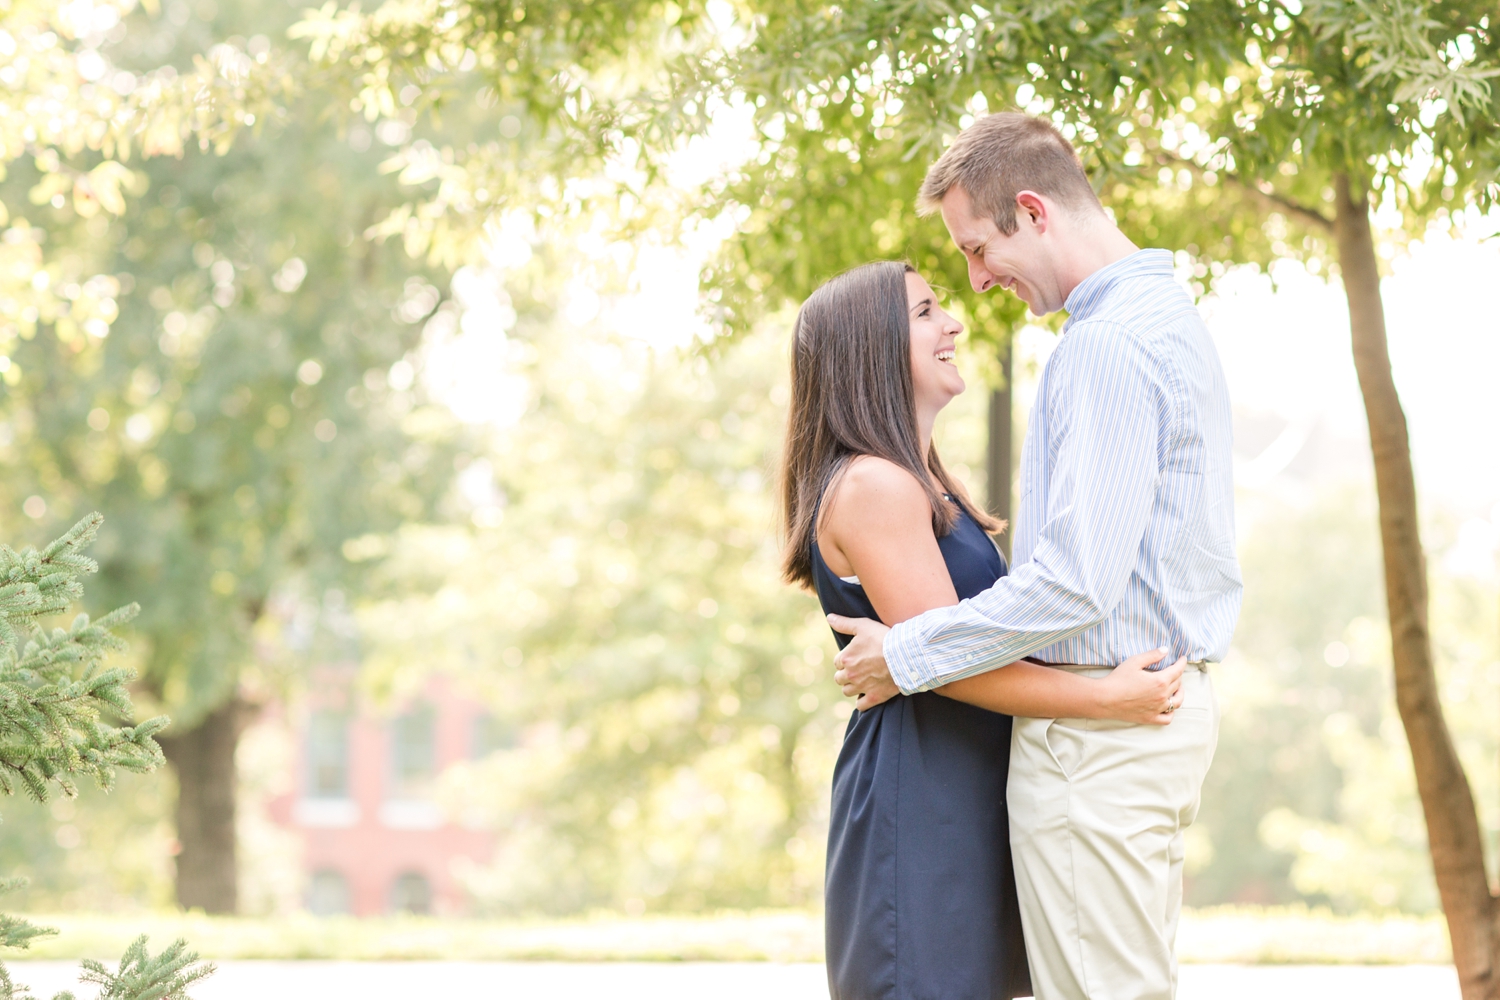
top-left (968, 260), bottom-right (993, 294)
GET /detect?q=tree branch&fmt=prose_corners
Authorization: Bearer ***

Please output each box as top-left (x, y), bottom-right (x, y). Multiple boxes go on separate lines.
top-left (1155, 150), bottom-right (1335, 231)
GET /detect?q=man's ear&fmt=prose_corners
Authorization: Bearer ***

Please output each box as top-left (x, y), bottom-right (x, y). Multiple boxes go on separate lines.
top-left (1015, 190), bottom-right (1048, 231)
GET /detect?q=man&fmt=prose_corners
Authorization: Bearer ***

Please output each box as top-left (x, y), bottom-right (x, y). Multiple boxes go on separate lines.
top-left (829, 112), bottom-right (1242, 1000)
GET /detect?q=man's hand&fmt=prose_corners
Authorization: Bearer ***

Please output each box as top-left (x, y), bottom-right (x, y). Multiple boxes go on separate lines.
top-left (828, 614), bottom-right (899, 710)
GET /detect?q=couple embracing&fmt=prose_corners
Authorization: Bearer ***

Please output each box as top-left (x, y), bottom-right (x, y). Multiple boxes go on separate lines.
top-left (778, 113), bottom-right (1242, 1000)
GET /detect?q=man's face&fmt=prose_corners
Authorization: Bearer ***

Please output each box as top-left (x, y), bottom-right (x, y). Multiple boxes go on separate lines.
top-left (939, 185), bottom-right (1061, 315)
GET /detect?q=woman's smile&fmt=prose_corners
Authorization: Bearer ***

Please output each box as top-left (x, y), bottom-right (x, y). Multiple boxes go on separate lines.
top-left (906, 271), bottom-right (967, 424)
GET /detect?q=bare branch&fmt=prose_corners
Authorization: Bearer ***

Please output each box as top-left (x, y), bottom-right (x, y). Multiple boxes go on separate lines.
top-left (1155, 151), bottom-right (1335, 231)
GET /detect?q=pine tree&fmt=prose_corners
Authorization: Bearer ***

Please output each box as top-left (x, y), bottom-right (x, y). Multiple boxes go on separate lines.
top-left (0, 514), bottom-right (211, 1000)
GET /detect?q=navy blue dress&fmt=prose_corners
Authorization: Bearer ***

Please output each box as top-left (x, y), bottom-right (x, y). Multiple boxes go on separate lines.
top-left (813, 499), bottom-right (1030, 1000)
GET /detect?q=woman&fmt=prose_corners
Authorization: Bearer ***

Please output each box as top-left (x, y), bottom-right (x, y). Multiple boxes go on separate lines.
top-left (780, 261), bottom-right (1183, 1000)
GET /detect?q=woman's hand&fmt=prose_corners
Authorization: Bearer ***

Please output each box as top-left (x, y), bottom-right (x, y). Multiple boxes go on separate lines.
top-left (1093, 648), bottom-right (1186, 726)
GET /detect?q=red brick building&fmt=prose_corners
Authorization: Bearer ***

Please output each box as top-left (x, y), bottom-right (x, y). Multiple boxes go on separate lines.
top-left (267, 669), bottom-right (501, 916)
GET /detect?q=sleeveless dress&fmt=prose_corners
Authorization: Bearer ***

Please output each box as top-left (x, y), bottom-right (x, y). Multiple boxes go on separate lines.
top-left (813, 498), bottom-right (1031, 1000)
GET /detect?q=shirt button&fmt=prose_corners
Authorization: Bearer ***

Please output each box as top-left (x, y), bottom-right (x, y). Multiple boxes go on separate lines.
top-left (965, 654), bottom-right (975, 662)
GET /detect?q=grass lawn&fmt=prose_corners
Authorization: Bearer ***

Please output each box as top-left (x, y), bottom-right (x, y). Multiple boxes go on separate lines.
top-left (6, 906), bottom-right (1449, 965)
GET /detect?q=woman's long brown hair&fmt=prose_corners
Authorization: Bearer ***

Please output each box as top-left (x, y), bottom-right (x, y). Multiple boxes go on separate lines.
top-left (779, 261), bottom-right (1002, 590)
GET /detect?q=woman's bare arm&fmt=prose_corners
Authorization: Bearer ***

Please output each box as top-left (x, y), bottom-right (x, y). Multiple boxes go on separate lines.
top-left (938, 652), bottom-right (1182, 723)
top-left (820, 457), bottom-right (1181, 723)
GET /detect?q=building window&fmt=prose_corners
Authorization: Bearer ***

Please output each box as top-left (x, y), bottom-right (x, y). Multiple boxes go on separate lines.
top-left (471, 713), bottom-right (518, 759)
top-left (390, 871), bottom-right (432, 915)
top-left (308, 868), bottom-right (350, 915)
top-left (389, 703), bottom-right (435, 799)
top-left (307, 712), bottom-right (349, 799)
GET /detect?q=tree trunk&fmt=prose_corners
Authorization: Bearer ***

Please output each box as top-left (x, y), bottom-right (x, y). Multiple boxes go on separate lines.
top-left (987, 338), bottom-right (1014, 560)
top-left (1333, 172), bottom-right (1498, 999)
top-left (158, 695), bottom-right (247, 914)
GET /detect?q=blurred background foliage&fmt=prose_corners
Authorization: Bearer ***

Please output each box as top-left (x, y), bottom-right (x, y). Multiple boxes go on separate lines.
top-left (348, 254), bottom-right (844, 914)
top-left (0, 0), bottom-right (469, 913)
top-left (0, 0), bottom-right (1497, 927)
top-left (4, 273), bottom-right (1498, 916)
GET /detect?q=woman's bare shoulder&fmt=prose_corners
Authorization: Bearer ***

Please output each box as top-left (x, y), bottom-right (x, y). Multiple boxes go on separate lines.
top-left (823, 456), bottom-right (954, 619)
top-left (827, 456), bottom-right (931, 523)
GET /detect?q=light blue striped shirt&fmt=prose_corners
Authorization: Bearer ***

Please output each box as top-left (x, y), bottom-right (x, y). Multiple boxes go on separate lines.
top-left (886, 249), bottom-right (1242, 693)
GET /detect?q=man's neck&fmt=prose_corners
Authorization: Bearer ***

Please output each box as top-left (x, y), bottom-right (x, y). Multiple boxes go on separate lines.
top-left (1053, 221), bottom-right (1140, 306)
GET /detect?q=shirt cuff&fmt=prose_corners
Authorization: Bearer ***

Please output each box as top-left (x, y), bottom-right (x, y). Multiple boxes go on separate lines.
top-left (884, 617), bottom-right (937, 695)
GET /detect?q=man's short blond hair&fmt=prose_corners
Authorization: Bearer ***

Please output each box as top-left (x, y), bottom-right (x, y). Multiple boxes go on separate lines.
top-left (917, 113), bottom-right (1102, 233)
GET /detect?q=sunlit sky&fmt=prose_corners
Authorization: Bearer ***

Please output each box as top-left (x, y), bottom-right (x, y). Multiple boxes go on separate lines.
top-left (1206, 221), bottom-right (1500, 512)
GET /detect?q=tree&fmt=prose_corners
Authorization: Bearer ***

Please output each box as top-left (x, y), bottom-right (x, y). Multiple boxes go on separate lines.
top-left (282, 0), bottom-right (1033, 462)
top-left (0, 0), bottom-right (282, 342)
top-left (286, 0), bottom-right (722, 267)
top-left (0, 0), bottom-right (465, 910)
top-left (0, 513), bottom-right (212, 1000)
top-left (255, 2), bottom-right (1500, 975)
top-left (360, 0), bottom-right (1499, 983)
top-left (1208, 8), bottom-right (1500, 994)
top-left (688, 0), bottom-right (1324, 521)
top-left (712, 2), bottom-right (1500, 993)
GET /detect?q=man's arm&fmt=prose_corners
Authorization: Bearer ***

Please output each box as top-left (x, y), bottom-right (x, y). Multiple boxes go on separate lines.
top-left (884, 322), bottom-right (1168, 694)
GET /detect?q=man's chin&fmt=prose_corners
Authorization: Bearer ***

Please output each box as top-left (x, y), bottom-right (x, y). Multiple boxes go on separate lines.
top-left (1024, 293), bottom-right (1059, 316)
top-left (998, 282), bottom-right (1052, 316)
top-left (1007, 285), bottom-right (1040, 314)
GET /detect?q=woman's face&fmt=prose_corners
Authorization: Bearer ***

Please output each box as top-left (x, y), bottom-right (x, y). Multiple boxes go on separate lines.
top-left (906, 271), bottom-right (966, 415)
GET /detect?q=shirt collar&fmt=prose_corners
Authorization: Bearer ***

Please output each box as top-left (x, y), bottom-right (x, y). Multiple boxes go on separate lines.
top-left (1062, 248), bottom-right (1175, 329)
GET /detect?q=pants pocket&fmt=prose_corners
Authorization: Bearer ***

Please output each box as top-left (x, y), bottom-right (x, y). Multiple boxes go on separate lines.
top-left (1042, 719), bottom-right (1085, 780)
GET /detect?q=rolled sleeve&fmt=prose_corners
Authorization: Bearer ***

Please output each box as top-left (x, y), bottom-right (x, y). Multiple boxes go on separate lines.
top-left (885, 610), bottom-right (941, 694)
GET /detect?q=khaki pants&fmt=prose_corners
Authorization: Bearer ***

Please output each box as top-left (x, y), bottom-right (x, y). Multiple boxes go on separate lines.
top-left (1008, 665), bottom-right (1219, 1000)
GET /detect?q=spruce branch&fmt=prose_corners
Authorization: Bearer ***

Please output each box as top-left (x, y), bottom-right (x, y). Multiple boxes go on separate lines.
top-left (0, 516), bottom-right (163, 812)
top-left (0, 516), bottom-right (210, 999)
top-left (71, 936), bottom-right (215, 1000)
top-left (1, 932), bottom-right (214, 1000)
top-left (0, 881), bottom-right (56, 954)
top-left (0, 963), bottom-right (35, 1000)
top-left (0, 878), bottom-right (58, 1000)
